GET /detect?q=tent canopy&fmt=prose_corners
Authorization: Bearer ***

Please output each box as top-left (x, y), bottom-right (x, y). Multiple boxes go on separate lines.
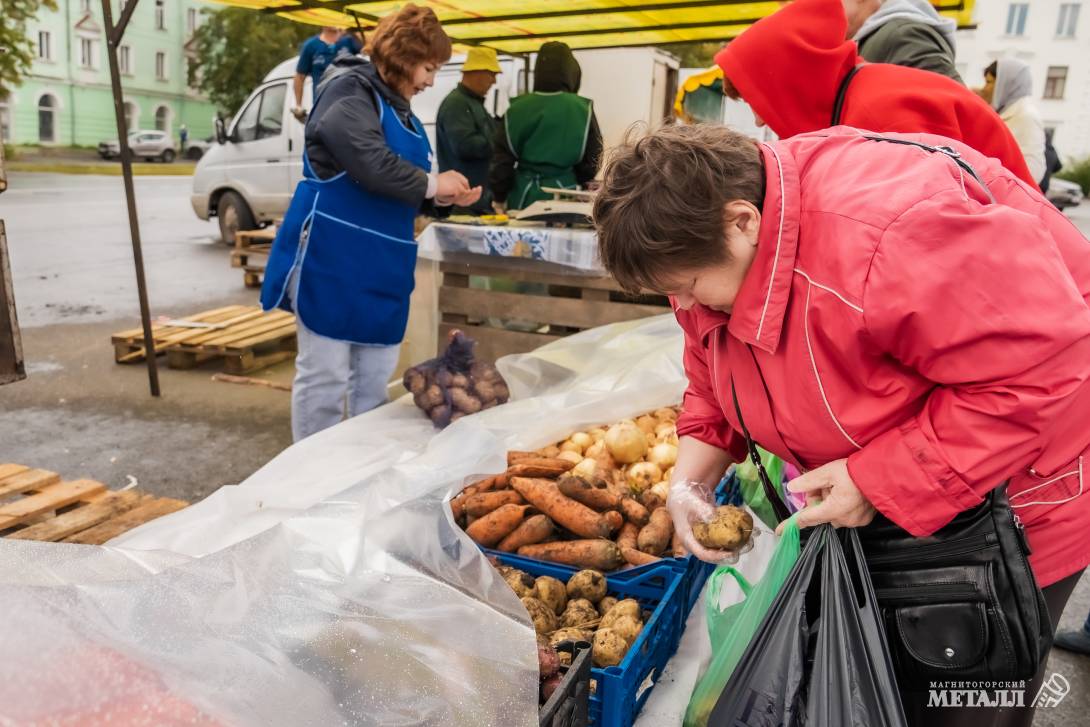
top-left (210, 1), bottom-right (976, 54)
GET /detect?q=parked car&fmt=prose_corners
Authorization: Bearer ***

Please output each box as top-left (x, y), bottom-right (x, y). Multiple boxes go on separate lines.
top-left (98, 130), bottom-right (176, 162)
top-left (184, 136), bottom-right (213, 161)
top-left (1047, 178), bottom-right (1084, 210)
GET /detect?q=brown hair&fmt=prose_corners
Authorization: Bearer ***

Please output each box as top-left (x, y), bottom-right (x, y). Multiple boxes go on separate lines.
top-left (593, 124), bottom-right (765, 294)
top-left (367, 4), bottom-right (452, 93)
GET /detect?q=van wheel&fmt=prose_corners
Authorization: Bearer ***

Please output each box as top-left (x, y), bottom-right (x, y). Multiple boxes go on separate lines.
top-left (217, 191), bottom-right (256, 246)
top-left (160, 149), bottom-right (175, 163)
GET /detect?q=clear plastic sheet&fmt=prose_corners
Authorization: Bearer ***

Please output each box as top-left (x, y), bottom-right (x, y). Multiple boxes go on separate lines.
top-left (0, 314), bottom-right (687, 726)
top-left (418, 222), bottom-right (603, 273)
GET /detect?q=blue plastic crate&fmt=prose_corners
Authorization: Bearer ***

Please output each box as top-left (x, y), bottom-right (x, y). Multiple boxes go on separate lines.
top-left (492, 554), bottom-right (686, 727)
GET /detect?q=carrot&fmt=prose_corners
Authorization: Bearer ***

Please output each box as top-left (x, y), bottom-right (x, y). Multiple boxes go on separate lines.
top-left (671, 531), bottom-right (687, 558)
top-left (538, 445), bottom-right (562, 458)
top-left (619, 498), bottom-right (651, 527)
top-left (507, 450), bottom-right (539, 466)
top-left (467, 473), bottom-right (509, 494)
top-left (465, 490), bottom-right (525, 518)
top-left (465, 504), bottom-right (532, 547)
top-left (517, 540), bottom-right (625, 571)
top-left (557, 473), bottom-right (622, 512)
top-left (640, 490), bottom-right (665, 512)
top-left (617, 522), bottom-right (639, 551)
top-left (622, 546), bottom-right (661, 566)
top-left (450, 492), bottom-right (470, 521)
top-left (510, 477), bottom-right (612, 539)
top-left (603, 510), bottom-right (624, 533)
top-left (507, 458), bottom-right (576, 479)
top-left (637, 508), bottom-right (674, 556)
top-left (497, 514), bottom-right (555, 552)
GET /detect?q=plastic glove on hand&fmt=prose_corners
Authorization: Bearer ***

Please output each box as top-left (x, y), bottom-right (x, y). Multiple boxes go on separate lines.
top-left (667, 480), bottom-right (744, 565)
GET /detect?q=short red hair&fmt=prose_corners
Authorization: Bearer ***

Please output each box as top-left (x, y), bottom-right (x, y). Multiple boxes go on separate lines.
top-left (367, 4), bottom-right (452, 91)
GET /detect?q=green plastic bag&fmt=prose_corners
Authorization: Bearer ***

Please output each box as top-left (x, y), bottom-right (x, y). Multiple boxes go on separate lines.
top-left (734, 447), bottom-right (785, 530)
top-left (683, 516), bottom-right (802, 727)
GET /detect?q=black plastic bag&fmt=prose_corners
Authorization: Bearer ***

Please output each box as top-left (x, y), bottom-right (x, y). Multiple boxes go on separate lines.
top-left (402, 329), bottom-right (510, 428)
top-left (709, 525), bottom-right (908, 727)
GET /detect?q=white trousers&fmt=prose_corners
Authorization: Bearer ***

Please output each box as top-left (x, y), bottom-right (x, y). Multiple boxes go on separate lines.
top-left (291, 318), bottom-right (400, 442)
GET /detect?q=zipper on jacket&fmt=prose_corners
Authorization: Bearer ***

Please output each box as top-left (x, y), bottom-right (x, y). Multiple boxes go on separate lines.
top-left (865, 532), bottom-right (997, 566)
top-left (1012, 512), bottom-right (1032, 556)
top-left (875, 581), bottom-right (981, 605)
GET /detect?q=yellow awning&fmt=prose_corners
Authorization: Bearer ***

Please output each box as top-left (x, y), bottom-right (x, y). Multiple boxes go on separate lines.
top-left (207, 1), bottom-right (977, 54)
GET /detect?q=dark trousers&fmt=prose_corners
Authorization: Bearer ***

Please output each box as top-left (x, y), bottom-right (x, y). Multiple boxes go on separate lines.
top-left (900, 569), bottom-right (1085, 727)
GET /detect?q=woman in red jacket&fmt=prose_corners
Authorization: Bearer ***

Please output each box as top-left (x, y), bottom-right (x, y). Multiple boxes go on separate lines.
top-left (593, 123), bottom-right (1090, 726)
top-left (715, 0), bottom-right (1039, 189)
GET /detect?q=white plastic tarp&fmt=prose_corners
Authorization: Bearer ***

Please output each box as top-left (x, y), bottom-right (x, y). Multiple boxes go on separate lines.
top-left (0, 314), bottom-right (688, 726)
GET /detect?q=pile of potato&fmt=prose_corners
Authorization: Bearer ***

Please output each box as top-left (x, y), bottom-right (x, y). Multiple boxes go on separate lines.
top-left (403, 329), bottom-right (510, 427)
top-left (496, 562), bottom-right (649, 672)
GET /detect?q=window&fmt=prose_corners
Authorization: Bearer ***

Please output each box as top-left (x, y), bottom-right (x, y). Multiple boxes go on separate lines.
top-left (1006, 3), bottom-right (1029, 35)
top-left (38, 94), bottom-right (56, 143)
top-left (155, 0), bottom-right (165, 30)
top-left (1044, 66), bottom-right (1068, 99)
top-left (80, 0), bottom-right (91, 12)
top-left (233, 84), bottom-right (287, 142)
top-left (79, 38), bottom-right (96, 69)
top-left (123, 101), bottom-right (137, 132)
top-left (119, 45), bottom-right (132, 75)
top-left (37, 31), bottom-right (52, 61)
top-left (154, 105), bottom-right (170, 132)
top-left (1057, 4), bottom-right (1081, 36)
top-left (187, 8), bottom-right (198, 34)
top-left (155, 51), bottom-right (167, 80)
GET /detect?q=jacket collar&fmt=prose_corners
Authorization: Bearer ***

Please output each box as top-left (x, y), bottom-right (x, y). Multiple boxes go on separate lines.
top-left (689, 141), bottom-right (801, 354)
top-left (457, 83), bottom-right (486, 102)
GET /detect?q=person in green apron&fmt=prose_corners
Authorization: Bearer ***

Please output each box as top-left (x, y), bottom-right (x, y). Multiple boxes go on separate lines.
top-left (489, 42), bottom-right (603, 212)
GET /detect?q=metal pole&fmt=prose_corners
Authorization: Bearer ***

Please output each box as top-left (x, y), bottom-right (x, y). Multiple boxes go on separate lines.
top-left (101, 0), bottom-right (160, 396)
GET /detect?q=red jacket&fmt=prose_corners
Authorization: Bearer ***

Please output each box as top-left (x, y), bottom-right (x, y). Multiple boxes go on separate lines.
top-left (714, 0), bottom-right (1039, 189)
top-left (675, 128), bottom-right (1090, 587)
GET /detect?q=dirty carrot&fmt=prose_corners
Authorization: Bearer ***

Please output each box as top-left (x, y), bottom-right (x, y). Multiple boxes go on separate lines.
top-left (557, 473), bottom-right (622, 511)
top-left (617, 522), bottom-right (639, 551)
top-left (497, 514), bottom-right (555, 552)
top-left (466, 503), bottom-right (532, 547)
top-left (622, 546), bottom-right (661, 566)
top-left (465, 490), bottom-right (525, 518)
top-left (507, 458), bottom-right (576, 479)
top-left (510, 477), bottom-right (612, 539)
top-left (637, 508), bottom-right (674, 556)
top-left (619, 497), bottom-right (651, 527)
top-left (517, 540), bottom-right (625, 571)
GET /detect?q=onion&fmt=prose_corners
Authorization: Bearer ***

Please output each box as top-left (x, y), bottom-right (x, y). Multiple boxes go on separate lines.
top-left (634, 415), bottom-right (657, 434)
top-left (587, 427), bottom-right (607, 442)
top-left (570, 431), bottom-right (594, 451)
top-left (604, 422), bottom-right (647, 464)
top-left (626, 462), bottom-right (663, 494)
top-left (651, 481), bottom-right (671, 502)
top-left (585, 440), bottom-right (606, 459)
top-left (654, 408), bottom-right (678, 422)
top-left (573, 458), bottom-right (598, 480)
top-left (559, 439), bottom-right (583, 455)
top-left (648, 442), bottom-right (678, 470)
top-left (654, 422), bottom-right (675, 440)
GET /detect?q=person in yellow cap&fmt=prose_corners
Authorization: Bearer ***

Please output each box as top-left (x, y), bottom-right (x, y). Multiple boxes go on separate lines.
top-left (436, 47), bottom-right (502, 214)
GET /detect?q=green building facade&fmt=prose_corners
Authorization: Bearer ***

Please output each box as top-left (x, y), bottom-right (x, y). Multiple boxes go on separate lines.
top-left (1, 0), bottom-right (217, 147)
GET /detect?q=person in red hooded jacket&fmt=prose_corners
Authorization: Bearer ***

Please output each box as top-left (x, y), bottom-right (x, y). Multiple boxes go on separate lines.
top-left (715, 0), bottom-right (1039, 189)
top-left (593, 119), bottom-right (1090, 726)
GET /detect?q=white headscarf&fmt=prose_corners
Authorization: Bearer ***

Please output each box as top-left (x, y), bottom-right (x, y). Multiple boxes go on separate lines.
top-left (991, 57), bottom-right (1033, 114)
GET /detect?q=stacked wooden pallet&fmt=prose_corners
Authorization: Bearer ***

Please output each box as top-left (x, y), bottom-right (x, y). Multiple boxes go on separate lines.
top-left (232, 228), bottom-right (276, 288)
top-left (0, 464), bottom-right (187, 545)
top-left (112, 305), bottom-right (296, 374)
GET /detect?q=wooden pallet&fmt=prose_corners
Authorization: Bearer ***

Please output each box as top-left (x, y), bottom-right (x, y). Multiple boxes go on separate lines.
top-left (234, 228), bottom-right (276, 288)
top-left (437, 260), bottom-right (670, 361)
top-left (0, 464), bottom-right (187, 545)
top-left (112, 305), bottom-right (297, 374)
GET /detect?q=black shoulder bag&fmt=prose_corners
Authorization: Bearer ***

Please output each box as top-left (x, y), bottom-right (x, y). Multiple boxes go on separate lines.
top-left (831, 64), bottom-right (864, 126)
top-left (729, 176), bottom-right (1051, 688)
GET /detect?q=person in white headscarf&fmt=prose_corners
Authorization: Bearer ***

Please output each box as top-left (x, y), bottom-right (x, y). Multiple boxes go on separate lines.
top-left (981, 58), bottom-right (1046, 184)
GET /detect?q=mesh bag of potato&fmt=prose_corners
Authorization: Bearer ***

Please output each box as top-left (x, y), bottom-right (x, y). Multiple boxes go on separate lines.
top-left (402, 329), bottom-right (510, 428)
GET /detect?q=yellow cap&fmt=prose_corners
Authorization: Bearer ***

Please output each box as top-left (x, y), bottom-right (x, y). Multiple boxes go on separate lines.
top-left (463, 47), bottom-right (501, 74)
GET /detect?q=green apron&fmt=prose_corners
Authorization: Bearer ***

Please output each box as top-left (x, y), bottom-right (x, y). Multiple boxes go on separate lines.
top-left (504, 91), bottom-right (593, 210)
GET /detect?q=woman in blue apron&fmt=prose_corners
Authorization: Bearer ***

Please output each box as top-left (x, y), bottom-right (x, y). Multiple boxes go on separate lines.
top-left (262, 4), bottom-right (481, 441)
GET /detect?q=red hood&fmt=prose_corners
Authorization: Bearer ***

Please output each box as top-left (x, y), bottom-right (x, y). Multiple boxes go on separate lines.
top-left (715, 0), bottom-right (859, 138)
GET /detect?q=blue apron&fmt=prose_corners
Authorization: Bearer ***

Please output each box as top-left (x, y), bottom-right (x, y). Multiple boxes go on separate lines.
top-left (261, 90), bottom-right (431, 345)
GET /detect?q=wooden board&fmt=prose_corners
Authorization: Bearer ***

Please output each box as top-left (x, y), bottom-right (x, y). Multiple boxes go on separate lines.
top-left (0, 220), bottom-right (25, 385)
top-left (0, 464), bottom-right (189, 544)
top-left (112, 305), bottom-right (296, 374)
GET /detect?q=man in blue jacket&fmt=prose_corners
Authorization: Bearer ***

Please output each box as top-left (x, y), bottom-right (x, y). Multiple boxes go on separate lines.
top-left (293, 27), bottom-right (344, 121)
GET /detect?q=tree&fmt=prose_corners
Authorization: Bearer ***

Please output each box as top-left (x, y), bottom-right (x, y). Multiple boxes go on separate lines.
top-left (0, 0), bottom-right (58, 94)
top-left (658, 41), bottom-right (722, 69)
top-left (189, 8), bottom-right (313, 116)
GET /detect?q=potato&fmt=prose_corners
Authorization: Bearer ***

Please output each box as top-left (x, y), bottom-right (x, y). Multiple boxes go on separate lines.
top-left (534, 576), bottom-right (568, 615)
top-left (419, 383), bottom-right (444, 410)
top-left (504, 569), bottom-right (536, 598)
top-left (561, 599), bottom-right (600, 629)
top-left (538, 641), bottom-right (560, 679)
top-left (597, 596), bottom-right (619, 618)
top-left (449, 386), bottom-right (482, 414)
top-left (604, 422), bottom-right (647, 464)
top-left (610, 615), bottom-right (643, 646)
top-left (567, 570), bottom-right (608, 602)
top-left (522, 596), bottom-right (559, 635)
top-left (600, 599), bottom-right (642, 630)
top-left (403, 368), bottom-right (427, 395)
top-left (549, 628), bottom-right (593, 647)
top-left (450, 373), bottom-right (470, 389)
top-left (626, 462), bottom-right (662, 494)
top-left (692, 505), bottom-right (754, 551)
top-left (592, 628), bottom-right (629, 667)
top-left (541, 673), bottom-right (563, 701)
top-left (428, 404), bottom-right (452, 426)
top-left (557, 450), bottom-right (583, 465)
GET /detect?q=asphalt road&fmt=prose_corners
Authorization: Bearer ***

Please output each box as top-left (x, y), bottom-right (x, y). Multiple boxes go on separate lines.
top-left (0, 173), bottom-right (1089, 722)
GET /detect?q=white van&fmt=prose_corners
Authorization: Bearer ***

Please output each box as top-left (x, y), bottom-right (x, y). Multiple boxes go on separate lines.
top-left (191, 55), bottom-right (525, 244)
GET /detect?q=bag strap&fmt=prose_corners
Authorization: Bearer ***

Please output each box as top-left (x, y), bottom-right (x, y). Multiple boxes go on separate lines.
top-left (731, 376), bottom-right (793, 524)
top-left (831, 65), bottom-right (864, 126)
